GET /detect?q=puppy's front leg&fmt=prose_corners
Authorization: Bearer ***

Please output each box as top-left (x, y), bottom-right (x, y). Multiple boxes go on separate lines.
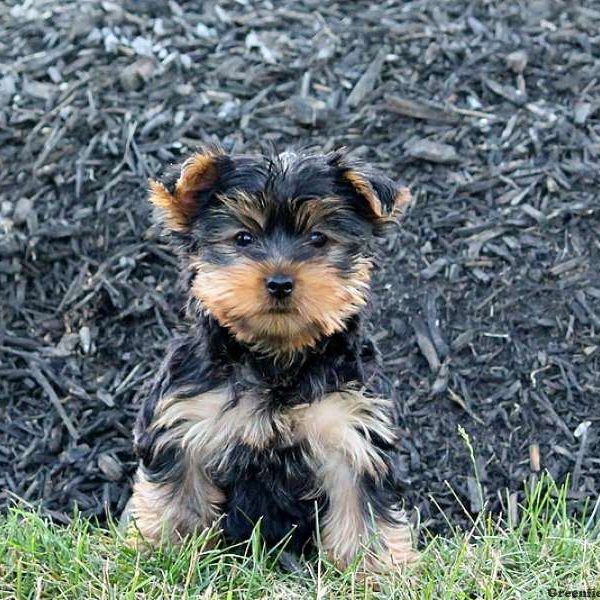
top-left (130, 457), bottom-right (223, 544)
top-left (318, 455), bottom-right (416, 571)
top-left (300, 391), bottom-right (417, 571)
top-left (131, 393), bottom-right (227, 543)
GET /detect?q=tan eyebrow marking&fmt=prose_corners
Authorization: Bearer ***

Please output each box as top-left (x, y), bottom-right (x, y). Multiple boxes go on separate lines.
top-left (214, 191), bottom-right (270, 233)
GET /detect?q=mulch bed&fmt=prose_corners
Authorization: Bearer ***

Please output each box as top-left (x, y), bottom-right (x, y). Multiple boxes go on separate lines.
top-left (1, 0), bottom-right (599, 534)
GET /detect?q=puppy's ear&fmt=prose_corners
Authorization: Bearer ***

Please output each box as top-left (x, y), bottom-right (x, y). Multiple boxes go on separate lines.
top-left (343, 169), bottom-right (411, 222)
top-left (148, 148), bottom-right (227, 232)
top-left (329, 152), bottom-right (411, 222)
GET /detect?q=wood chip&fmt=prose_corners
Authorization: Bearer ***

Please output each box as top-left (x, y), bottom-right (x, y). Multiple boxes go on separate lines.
top-left (386, 95), bottom-right (460, 123)
top-left (406, 139), bottom-right (459, 163)
top-left (529, 443), bottom-right (540, 472)
top-left (347, 48), bottom-right (387, 107)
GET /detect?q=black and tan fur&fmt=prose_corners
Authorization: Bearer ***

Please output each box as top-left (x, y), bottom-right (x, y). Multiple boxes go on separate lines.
top-left (131, 148), bottom-right (416, 570)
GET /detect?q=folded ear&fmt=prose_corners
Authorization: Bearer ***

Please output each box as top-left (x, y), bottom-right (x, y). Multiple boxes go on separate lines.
top-left (343, 169), bottom-right (411, 221)
top-left (329, 152), bottom-right (411, 222)
top-left (148, 149), bottom-right (226, 232)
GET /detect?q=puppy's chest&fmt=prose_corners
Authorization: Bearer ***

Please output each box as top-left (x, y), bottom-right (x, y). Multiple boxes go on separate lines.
top-left (153, 385), bottom-right (392, 476)
top-left (167, 389), bottom-right (325, 460)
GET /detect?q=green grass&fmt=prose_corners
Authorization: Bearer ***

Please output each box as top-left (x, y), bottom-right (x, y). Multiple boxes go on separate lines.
top-left (0, 475), bottom-right (598, 599)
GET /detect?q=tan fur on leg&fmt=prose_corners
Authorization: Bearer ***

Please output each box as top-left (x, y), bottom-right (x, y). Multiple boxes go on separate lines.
top-left (318, 457), bottom-right (369, 568)
top-left (316, 460), bottom-right (417, 571)
top-left (130, 464), bottom-right (224, 544)
top-left (374, 512), bottom-right (418, 567)
top-left (296, 389), bottom-right (417, 571)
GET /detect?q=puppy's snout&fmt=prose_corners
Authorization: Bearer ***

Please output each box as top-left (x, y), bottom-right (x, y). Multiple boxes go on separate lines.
top-left (266, 274), bottom-right (294, 299)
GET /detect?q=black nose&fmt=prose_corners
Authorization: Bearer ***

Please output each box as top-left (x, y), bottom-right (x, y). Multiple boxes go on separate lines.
top-left (266, 274), bottom-right (294, 299)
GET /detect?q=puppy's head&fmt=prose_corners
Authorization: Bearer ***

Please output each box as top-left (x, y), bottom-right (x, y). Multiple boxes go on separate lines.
top-left (149, 148), bottom-right (410, 355)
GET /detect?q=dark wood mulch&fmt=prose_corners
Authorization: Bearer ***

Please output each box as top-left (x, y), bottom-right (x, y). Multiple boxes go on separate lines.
top-left (1, 0), bottom-right (599, 534)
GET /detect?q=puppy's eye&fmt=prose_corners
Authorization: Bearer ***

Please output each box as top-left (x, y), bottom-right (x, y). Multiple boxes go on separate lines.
top-left (234, 231), bottom-right (255, 247)
top-left (309, 231), bottom-right (327, 248)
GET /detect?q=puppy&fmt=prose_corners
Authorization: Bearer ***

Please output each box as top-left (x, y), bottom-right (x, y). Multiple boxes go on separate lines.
top-left (130, 148), bottom-right (416, 571)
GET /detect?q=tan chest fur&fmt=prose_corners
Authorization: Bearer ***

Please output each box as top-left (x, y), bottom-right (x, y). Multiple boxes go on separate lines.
top-left (151, 387), bottom-right (396, 479)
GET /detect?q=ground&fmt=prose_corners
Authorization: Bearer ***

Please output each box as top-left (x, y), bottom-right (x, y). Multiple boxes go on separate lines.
top-left (1, 477), bottom-right (599, 598)
top-left (1, 0), bottom-right (599, 552)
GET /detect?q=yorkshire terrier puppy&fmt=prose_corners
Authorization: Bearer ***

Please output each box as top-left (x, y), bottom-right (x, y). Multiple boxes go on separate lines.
top-left (131, 147), bottom-right (417, 571)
